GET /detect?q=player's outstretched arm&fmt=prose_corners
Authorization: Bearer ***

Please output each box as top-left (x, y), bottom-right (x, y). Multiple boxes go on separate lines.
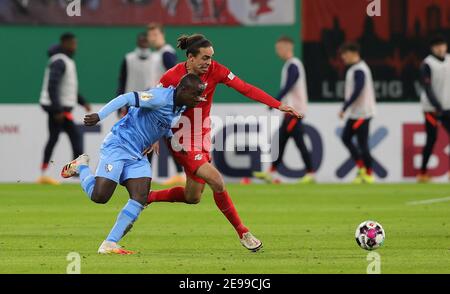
top-left (86, 91), bottom-right (168, 126)
top-left (226, 76), bottom-right (302, 118)
top-left (83, 92), bottom-right (135, 126)
top-left (95, 92), bottom-right (138, 121)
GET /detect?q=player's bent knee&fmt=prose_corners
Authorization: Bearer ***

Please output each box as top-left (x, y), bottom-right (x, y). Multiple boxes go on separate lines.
top-left (185, 197), bottom-right (201, 204)
top-left (184, 190), bottom-right (202, 204)
top-left (207, 177), bottom-right (225, 193)
top-left (130, 194), bottom-right (147, 206)
top-left (91, 194), bottom-right (109, 204)
top-left (90, 190), bottom-right (112, 204)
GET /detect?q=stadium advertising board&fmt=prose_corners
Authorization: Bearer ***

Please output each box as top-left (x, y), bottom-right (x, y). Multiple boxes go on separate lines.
top-left (1, 103), bottom-right (447, 183)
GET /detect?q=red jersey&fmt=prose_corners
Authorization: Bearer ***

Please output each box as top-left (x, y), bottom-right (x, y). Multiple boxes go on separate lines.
top-left (160, 60), bottom-right (281, 150)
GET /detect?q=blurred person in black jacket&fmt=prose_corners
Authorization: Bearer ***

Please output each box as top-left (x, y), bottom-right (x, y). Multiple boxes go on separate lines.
top-left (38, 32), bottom-right (91, 184)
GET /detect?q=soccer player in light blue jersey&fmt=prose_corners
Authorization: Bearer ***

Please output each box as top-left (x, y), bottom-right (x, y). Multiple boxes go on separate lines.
top-left (61, 73), bottom-right (205, 254)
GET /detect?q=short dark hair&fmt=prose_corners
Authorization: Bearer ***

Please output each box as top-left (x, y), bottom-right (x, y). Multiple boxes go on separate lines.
top-left (60, 32), bottom-right (75, 43)
top-left (277, 36), bottom-right (294, 44)
top-left (147, 23), bottom-right (164, 34)
top-left (178, 73), bottom-right (206, 96)
top-left (430, 34), bottom-right (447, 47)
top-left (339, 42), bottom-right (360, 54)
top-left (177, 34), bottom-right (213, 57)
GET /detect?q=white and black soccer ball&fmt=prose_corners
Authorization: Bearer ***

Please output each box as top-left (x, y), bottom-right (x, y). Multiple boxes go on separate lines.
top-left (355, 220), bottom-right (385, 250)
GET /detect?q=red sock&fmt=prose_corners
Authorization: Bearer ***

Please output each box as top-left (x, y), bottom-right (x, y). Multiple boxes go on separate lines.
top-left (213, 190), bottom-right (248, 238)
top-left (41, 162), bottom-right (49, 171)
top-left (366, 168), bottom-right (373, 175)
top-left (356, 160), bottom-right (364, 169)
top-left (147, 187), bottom-right (186, 204)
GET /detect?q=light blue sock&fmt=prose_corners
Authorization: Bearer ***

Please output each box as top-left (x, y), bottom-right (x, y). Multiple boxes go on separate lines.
top-left (79, 165), bottom-right (95, 200)
top-left (106, 199), bottom-right (144, 243)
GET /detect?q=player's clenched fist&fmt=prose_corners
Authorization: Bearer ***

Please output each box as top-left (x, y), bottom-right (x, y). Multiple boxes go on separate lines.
top-left (84, 113), bottom-right (100, 126)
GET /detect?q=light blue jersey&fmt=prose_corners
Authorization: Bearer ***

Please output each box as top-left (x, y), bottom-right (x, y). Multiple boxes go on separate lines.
top-left (94, 87), bottom-right (186, 183)
top-left (99, 87), bottom-right (185, 158)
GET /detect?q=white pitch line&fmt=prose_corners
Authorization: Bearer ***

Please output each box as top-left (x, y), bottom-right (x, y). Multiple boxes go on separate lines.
top-left (406, 196), bottom-right (450, 206)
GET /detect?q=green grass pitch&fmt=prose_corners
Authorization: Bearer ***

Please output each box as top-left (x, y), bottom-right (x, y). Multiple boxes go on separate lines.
top-left (0, 183), bottom-right (449, 274)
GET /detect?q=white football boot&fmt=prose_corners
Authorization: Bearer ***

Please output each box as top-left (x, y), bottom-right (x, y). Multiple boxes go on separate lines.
top-left (240, 232), bottom-right (263, 252)
top-left (97, 240), bottom-right (135, 255)
top-left (61, 154), bottom-right (90, 178)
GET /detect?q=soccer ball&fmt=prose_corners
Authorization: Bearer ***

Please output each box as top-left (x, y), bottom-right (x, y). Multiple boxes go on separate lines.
top-left (355, 220), bottom-right (385, 250)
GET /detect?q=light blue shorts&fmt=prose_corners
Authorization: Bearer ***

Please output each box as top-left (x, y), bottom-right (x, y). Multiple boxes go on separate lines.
top-left (95, 134), bottom-right (152, 184)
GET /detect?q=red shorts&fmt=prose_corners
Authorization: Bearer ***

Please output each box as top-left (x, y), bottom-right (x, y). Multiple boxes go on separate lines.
top-left (168, 142), bottom-right (211, 184)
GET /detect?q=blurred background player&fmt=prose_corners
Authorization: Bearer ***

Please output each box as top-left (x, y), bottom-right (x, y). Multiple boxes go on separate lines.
top-left (338, 42), bottom-right (376, 184)
top-left (145, 34), bottom-right (300, 252)
top-left (253, 36), bottom-right (315, 184)
top-left (146, 23), bottom-right (185, 185)
top-left (38, 32), bottom-right (91, 185)
top-left (418, 35), bottom-right (450, 183)
top-left (147, 23), bottom-right (177, 87)
top-left (116, 32), bottom-right (152, 118)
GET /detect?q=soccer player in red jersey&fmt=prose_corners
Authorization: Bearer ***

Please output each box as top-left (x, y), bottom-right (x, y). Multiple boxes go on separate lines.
top-left (147, 34), bottom-right (301, 251)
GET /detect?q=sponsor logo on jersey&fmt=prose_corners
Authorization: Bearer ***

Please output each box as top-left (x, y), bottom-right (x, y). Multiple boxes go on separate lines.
top-left (139, 92), bottom-right (153, 101)
top-left (194, 154), bottom-right (203, 161)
